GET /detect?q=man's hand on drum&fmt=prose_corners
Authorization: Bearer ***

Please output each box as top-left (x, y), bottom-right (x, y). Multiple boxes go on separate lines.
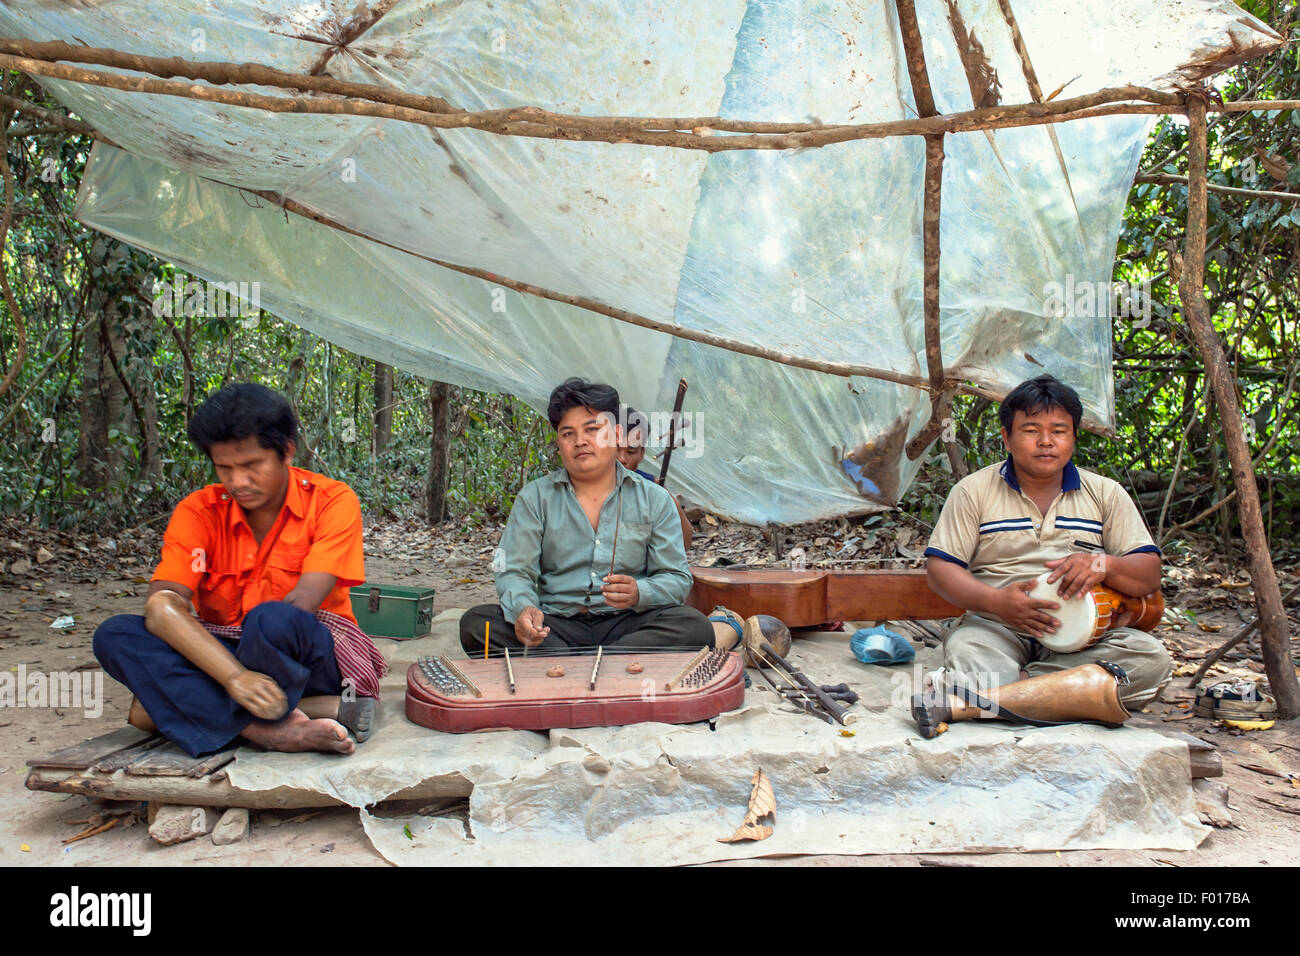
top-left (995, 581), bottom-right (1061, 639)
top-left (1045, 552), bottom-right (1107, 600)
top-left (515, 606), bottom-right (551, 646)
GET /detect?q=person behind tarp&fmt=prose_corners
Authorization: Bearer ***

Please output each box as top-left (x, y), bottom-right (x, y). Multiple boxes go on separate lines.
top-left (616, 404), bottom-right (693, 550)
top-left (460, 379), bottom-right (713, 655)
top-left (913, 374), bottom-right (1171, 738)
top-left (93, 383), bottom-right (387, 757)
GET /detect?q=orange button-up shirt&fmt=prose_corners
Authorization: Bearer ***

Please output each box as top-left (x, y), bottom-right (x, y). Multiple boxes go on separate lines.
top-left (152, 466), bottom-right (365, 626)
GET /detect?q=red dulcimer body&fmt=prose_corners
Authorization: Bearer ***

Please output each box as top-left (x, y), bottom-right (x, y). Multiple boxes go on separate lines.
top-left (405, 647), bottom-right (745, 733)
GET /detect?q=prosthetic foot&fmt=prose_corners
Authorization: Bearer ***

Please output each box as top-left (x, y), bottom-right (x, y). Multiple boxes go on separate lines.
top-left (910, 661), bottom-right (1131, 739)
top-left (741, 614), bottom-right (792, 669)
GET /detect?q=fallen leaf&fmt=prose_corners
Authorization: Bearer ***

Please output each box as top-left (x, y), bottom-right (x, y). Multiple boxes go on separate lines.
top-left (1240, 763), bottom-right (1291, 778)
top-left (719, 768), bottom-right (776, 844)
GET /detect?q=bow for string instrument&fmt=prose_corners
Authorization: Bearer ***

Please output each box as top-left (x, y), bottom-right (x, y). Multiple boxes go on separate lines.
top-left (656, 378), bottom-right (688, 486)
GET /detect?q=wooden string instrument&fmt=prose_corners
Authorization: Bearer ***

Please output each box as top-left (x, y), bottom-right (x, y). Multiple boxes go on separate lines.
top-left (405, 647), bottom-right (744, 733)
top-left (688, 567), bottom-right (961, 627)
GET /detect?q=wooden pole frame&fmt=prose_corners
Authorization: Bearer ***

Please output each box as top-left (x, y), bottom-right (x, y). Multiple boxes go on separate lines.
top-left (2, 32), bottom-right (1298, 663)
top-left (1178, 92), bottom-right (1299, 718)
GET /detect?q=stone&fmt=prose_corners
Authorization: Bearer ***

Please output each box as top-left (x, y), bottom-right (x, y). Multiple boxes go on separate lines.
top-left (148, 804), bottom-right (216, 846)
top-left (1192, 779), bottom-right (1234, 828)
top-left (35, 547), bottom-right (54, 564)
top-left (9, 558), bottom-right (31, 575)
top-left (211, 807), bottom-right (250, 846)
top-left (582, 752), bottom-right (611, 774)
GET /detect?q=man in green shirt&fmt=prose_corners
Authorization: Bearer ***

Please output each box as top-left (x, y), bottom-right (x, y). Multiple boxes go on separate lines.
top-left (460, 379), bottom-right (714, 654)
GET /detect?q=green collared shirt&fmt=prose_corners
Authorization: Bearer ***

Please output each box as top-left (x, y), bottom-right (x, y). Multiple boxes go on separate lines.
top-left (495, 462), bottom-right (692, 623)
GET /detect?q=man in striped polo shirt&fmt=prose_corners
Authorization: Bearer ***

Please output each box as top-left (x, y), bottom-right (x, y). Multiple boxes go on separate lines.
top-left (915, 375), bottom-right (1171, 737)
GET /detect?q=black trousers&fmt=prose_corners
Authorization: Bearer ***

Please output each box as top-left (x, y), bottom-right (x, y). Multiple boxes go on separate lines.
top-left (459, 603), bottom-right (714, 655)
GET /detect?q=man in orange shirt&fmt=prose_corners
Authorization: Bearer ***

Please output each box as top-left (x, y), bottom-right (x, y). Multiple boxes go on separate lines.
top-left (93, 384), bottom-right (386, 757)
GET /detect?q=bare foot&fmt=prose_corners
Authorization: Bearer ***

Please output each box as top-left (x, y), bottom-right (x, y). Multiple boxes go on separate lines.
top-left (240, 708), bottom-right (355, 755)
top-left (300, 695), bottom-right (377, 743)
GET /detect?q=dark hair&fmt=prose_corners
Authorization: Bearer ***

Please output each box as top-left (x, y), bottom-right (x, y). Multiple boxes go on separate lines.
top-left (620, 405), bottom-right (648, 442)
top-left (188, 383), bottom-right (299, 459)
top-left (546, 378), bottom-right (620, 429)
top-left (999, 375), bottom-right (1083, 434)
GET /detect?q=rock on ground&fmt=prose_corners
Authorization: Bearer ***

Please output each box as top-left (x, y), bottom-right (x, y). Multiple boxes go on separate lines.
top-left (211, 807), bottom-right (250, 846)
top-left (148, 804), bottom-right (217, 846)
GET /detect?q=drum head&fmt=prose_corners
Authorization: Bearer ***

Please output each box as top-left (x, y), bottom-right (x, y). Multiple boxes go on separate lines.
top-left (1026, 571), bottom-right (1096, 653)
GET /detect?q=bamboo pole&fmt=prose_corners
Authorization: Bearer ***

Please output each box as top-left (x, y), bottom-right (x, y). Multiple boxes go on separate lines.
top-left (0, 87), bottom-right (1119, 433)
top-left (1177, 92), bottom-right (1298, 718)
top-left (895, 0), bottom-right (956, 463)
top-left (0, 46), bottom-right (1183, 152)
top-left (237, 181), bottom-right (936, 392)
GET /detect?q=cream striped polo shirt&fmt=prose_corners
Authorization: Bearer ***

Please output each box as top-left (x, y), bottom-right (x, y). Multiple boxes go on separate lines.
top-left (923, 458), bottom-right (1159, 588)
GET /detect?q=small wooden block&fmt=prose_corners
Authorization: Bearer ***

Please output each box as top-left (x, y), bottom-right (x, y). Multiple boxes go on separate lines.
top-left (27, 727), bottom-right (157, 771)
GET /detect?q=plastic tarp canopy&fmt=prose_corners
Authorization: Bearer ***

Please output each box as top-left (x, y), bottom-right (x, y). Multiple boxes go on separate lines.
top-left (3, 1), bottom-right (1282, 522)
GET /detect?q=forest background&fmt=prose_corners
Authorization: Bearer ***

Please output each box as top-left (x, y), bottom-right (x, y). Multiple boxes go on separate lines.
top-left (0, 0), bottom-right (1296, 570)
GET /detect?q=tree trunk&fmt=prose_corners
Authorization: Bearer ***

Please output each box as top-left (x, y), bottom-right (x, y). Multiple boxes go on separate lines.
top-left (76, 238), bottom-right (127, 501)
top-left (1179, 95), bottom-right (1299, 718)
top-left (373, 361), bottom-right (393, 454)
top-left (121, 285), bottom-right (162, 483)
top-left (426, 380), bottom-right (450, 524)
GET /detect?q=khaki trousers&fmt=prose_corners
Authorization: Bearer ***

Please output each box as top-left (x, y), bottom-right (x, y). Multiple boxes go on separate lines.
top-left (942, 612), bottom-right (1172, 708)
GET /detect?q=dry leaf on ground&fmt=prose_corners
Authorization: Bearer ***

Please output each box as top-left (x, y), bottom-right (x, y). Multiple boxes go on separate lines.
top-left (718, 768), bottom-right (776, 844)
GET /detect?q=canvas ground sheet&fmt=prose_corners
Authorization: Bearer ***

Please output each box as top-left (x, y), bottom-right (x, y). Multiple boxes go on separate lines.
top-left (223, 611), bottom-right (1206, 865)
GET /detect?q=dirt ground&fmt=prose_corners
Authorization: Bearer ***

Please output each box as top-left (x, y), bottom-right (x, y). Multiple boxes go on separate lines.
top-left (1, 515), bottom-right (1297, 867)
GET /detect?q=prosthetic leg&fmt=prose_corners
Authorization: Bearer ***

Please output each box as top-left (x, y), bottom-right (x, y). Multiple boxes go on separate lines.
top-left (910, 661), bottom-right (1132, 739)
top-left (741, 614), bottom-right (792, 669)
top-left (706, 609), bottom-right (793, 669)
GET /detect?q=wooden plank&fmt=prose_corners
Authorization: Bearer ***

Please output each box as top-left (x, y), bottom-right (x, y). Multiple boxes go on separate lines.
top-left (124, 742), bottom-right (215, 777)
top-left (26, 726), bottom-right (157, 771)
top-left (93, 734), bottom-right (169, 771)
top-left (25, 765), bottom-right (473, 809)
top-left (186, 750), bottom-right (237, 778)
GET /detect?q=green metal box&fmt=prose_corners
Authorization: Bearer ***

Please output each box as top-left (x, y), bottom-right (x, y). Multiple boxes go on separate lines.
top-left (349, 584), bottom-right (436, 640)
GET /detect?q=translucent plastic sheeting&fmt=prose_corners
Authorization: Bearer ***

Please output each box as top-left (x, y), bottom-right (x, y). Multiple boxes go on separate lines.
top-left (5, 0), bottom-right (1280, 521)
